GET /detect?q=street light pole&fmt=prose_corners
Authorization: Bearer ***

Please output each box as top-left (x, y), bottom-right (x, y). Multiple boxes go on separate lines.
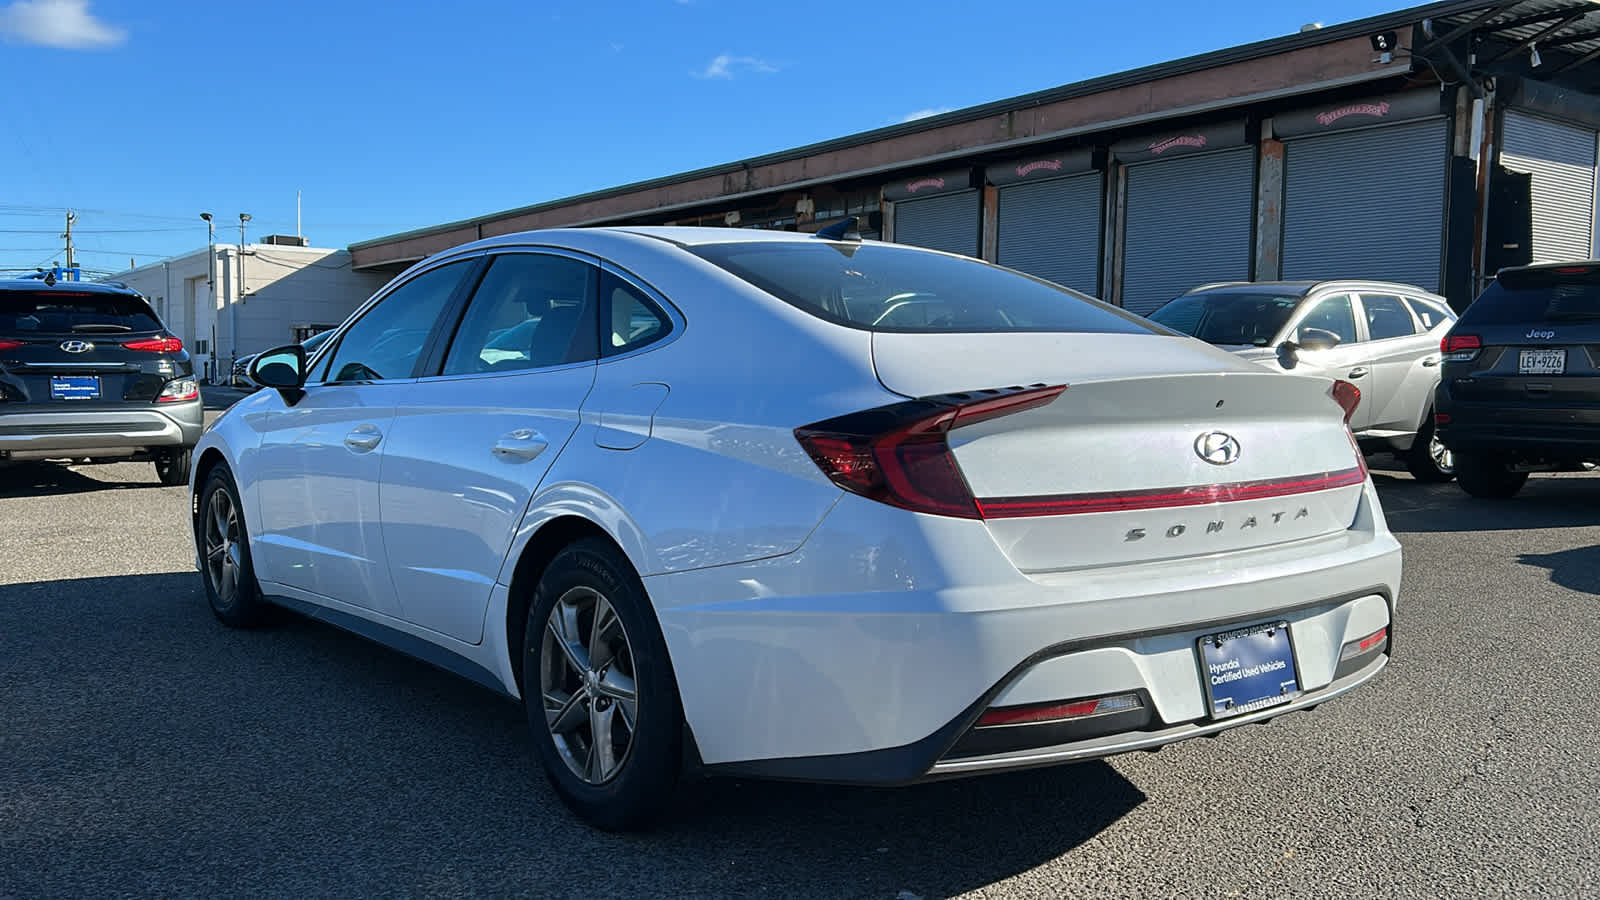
top-left (200, 213), bottom-right (215, 383)
top-left (235, 213), bottom-right (251, 373)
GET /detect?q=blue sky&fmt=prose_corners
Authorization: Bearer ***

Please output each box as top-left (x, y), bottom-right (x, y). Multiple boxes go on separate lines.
top-left (0, 0), bottom-right (1404, 276)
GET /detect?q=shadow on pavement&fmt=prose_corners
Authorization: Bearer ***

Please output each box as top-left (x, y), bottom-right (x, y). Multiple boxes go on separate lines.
top-left (1, 573), bottom-right (1142, 898)
top-left (1374, 475), bottom-right (1600, 535)
top-left (0, 461), bottom-right (157, 498)
top-left (1517, 545), bottom-right (1600, 596)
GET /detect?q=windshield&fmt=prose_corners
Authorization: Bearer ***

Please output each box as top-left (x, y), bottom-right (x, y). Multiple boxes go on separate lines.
top-left (0, 290), bottom-right (161, 335)
top-left (689, 242), bottom-right (1156, 335)
top-left (1148, 291), bottom-right (1303, 346)
top-left (1460, 273), bottom-right (1600, 324)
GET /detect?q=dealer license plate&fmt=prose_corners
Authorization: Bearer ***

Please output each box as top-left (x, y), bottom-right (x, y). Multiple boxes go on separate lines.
top-left (1198, 621), bottom-right (1300, 719)
top-left (50, 375), bottom-right (101, 401)
top-left (1519, 349), bottom-right (1566, 375)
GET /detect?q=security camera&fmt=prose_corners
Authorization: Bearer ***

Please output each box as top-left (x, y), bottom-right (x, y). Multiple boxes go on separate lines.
top-left (1370, 31), bottom-right (1397, 53)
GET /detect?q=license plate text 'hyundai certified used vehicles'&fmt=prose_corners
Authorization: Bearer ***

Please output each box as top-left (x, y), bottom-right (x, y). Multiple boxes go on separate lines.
top-left (190, 223), bottom-right (1402, 830)
top-left (0, 278), bottom-right (202, 484)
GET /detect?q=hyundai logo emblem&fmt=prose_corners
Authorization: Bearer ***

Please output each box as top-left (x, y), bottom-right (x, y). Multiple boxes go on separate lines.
top-left (59, 340), bottom-right (93, 353)
top-left (1194, 431), bottom-right (1241, 465)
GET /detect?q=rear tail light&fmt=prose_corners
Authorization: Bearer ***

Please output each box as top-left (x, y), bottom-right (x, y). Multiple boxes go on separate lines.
top-left (977, 693), bottom-right (1144, 728)
top-left (795, 384), bottom-right (1067, 519)
top-left (1330, 380), bottom-right (1361, 424)
top-left (157, 378), bottom-right (199, 403)
top-left (123, 336), bottom-right (184, 353)
top-left (0, 340), bottom-right (22, 351)
top-left (1441, 334), bottom-right (1480, 362)
top-left (1339, 626), bottom-right (1388, 661)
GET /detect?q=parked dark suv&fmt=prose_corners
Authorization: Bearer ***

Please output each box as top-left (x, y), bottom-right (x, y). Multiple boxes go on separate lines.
top-left (0, 278), bottom-right (203, 485)
top-left (1435, 261), bottom-right (1600, 498)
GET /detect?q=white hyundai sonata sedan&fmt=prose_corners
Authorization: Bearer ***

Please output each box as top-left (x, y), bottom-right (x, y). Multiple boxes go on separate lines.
top-left (190, 222), bottom-right (1401, 830)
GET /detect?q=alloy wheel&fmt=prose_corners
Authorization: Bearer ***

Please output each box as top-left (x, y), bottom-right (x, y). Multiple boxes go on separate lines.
top-left (539, 586), bottom-right (639, 785)
top-left (203, 488), bottom-right (242, 609)
top-left (1429, 433), bottom-right (1454, 475)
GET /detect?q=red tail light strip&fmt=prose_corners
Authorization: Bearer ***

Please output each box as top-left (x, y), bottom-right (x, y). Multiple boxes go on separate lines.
top-left (975, 466), bottom-right (1368, 518)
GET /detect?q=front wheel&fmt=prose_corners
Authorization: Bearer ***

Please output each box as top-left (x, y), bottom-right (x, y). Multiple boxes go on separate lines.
top-left (1453, 451), bottom-right (1529, 499)
top-left (1405, 420), bottom-right (1455, 483)
top-left (522, 538), bottom-right (682, 831)
top-left (198, 466), bottom-right (271, 627)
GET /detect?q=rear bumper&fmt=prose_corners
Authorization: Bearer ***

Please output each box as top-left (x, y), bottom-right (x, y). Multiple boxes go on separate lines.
top-left (1436, 417), bottom-right (1600, 457)
top-left (651, 479), bottom-right (1402, 783)
top-left (0, 400), bottom-right (204, 459)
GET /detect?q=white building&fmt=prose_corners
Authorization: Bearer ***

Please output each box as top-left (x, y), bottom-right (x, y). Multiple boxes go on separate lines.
top-left (109, 238), bottom-right (389, 383)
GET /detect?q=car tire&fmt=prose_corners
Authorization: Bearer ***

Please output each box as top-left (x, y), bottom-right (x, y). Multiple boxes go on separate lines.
top-left (1404, 418), bottom-right (1455, 483)
top-left (1453, 451), bottom-right (1529, 499)
top-left (198, 465), bottom-right (271, 628)
top-left (155, 447), bottom-right (192, 486)
top-left (522, 537), bottom-right (682, 832)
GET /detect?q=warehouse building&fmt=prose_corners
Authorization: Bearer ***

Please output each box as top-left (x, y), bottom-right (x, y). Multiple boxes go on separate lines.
top-left (111, 239), bottom-right (388, 383)
top-left (348, 0), bottom-right (1600, 314)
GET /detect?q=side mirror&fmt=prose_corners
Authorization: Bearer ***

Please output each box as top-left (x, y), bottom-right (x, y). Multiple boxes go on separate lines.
top-left (1277, 340), bottom-right (1300, 369)
top-left (249, 344), bottom-right (308, 394)
top-left (1296, 328), bottom-right (1341, 352)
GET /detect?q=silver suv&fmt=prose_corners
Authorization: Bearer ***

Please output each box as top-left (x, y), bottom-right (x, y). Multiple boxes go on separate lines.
top-left (1149, 280), bottom-right (1459, 482)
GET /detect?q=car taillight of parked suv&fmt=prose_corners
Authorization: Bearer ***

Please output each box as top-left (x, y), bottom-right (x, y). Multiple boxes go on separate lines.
top-left (0, 278), bottom-right (203, 485)
top-left (1435, 261), bottom-right (1600, 498)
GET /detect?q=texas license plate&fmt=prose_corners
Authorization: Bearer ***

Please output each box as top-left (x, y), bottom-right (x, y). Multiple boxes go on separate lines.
top-left (1198, 621), bottom-right (1300, 719)
top-left (1519, 349), bottom-right (1566, 375)
top-left (50, 375), bottom-right (101, 400)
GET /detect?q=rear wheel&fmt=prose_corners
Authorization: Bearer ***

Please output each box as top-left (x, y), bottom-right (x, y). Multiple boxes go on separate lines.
top-left (1404, 419), bottom-right (1455, 483)
top-left (522, 538), bottom-right (682, 831)
top-left (199, 466), bottom-right (271, 627)
top-left (155, 447), bottom-right (192, 486)
top-left (1453, 451), bottom-right (1529, 499)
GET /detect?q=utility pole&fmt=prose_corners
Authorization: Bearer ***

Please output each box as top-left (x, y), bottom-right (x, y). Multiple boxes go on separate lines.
top-left (236, 213), bottom-right (251, 372)
top-left (63, 210), bottom-right (78, 273)
top-left (201, 213), bottom-right (215, 383)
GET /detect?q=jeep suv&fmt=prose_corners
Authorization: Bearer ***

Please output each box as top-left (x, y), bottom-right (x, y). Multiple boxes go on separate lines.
top-left (1435, 261), bottom-right (1600, 498)
top-left (0, 278), bottom-right (203, 485)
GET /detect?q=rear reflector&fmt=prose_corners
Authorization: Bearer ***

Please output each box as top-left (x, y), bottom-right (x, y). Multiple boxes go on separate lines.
top-left (975, 467), bottom-right (1366, 518)
top-left (123, 336), bottom-right (183, 353)
top-left (1556, 266), bottom-right (1593, 275)
top-left (0, 340), bottom-right (22, 351)
top-left (977, 693), bottom-right (1143, 728)
top-left (1435, 413), bottom-right (1451, 425)
top-left (1339, 626), bottom-right (1388, 661)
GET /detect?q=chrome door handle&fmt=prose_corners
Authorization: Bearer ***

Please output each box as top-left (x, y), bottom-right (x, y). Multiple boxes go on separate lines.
top-left (492, 429), bottom-right (548, 462)
top-left (344, 424), bottom-right (383, 452)
top-left (1347, 367), bottom-right (1370, 378)
top-left (1421, 357), bottom-right (1440, 367)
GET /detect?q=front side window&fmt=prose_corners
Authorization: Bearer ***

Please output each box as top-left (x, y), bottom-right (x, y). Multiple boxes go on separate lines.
top-left (1148, 291), bottom-right (1303, 346)
top-left (1360, 293), bottom-right (1419, 340)
top-left (442, 253), bottom-right (598, 376)
top-left (602, 272), bottom-right (670, 357)
top-left (1292, 294), bottom-right (1359, 346)
top-left (323, 260), bottom-right (471, 383)
top-left (689, 241), bottom-right (1155, 335)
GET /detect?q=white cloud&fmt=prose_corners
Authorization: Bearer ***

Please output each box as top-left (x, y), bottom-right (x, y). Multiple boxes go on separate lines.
top-left (899, 106), bottom-right (955, 123)
top-left (695, 53), bottom-right (779, 79)
top-left (0, 0), bottom-right (124, 49)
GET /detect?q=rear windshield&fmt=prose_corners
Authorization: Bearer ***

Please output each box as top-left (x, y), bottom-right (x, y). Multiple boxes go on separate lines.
top-left (0, 290), bottom-right (161, 334)
top-left (1461, 273), bottom-right (1600, 325)
top-left (1147, 291), bottom-right (1303, 346)
top-left (689, 242), bottom-right (1156, 334)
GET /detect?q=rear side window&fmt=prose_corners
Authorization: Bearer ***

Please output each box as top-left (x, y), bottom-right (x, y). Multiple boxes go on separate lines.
top-left (1360, 294), bottom-right (1418, 340)
top-left (689, 242), bottom-right (1155, 334)
top-left (1461, 273), bottom-right (1600, 325)
top-left (602, 272), bottom-right (670, 357)
top-left (0, 291), bottom-right (160, 334)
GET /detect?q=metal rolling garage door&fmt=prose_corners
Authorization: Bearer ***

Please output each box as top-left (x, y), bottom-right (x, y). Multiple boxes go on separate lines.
top-left (1120, 147), bottom-right (1255, 315)
top-left (995, 173), bottom-right (1102, 295)
top-left (893, 190), bottom-right (981, 257)
top-left (1281, 118), bottom-right (1447, 290)
top-left (1501, 111), bottom-right (1597, 263)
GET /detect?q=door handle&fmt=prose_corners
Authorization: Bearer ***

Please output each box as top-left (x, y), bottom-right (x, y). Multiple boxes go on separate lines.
top-left (1421, 356), bottom-right (1440, 367)
top-left (492, 428), bottom-right (549, 462)
top-left (344, 424), bottom-right (383, 453)
top-left (1347, 367), bottom-right (1370, 378)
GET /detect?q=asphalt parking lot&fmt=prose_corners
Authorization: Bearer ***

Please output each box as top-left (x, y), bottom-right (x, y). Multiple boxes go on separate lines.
top-left (3, 395), bottom-right (1598, 898)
